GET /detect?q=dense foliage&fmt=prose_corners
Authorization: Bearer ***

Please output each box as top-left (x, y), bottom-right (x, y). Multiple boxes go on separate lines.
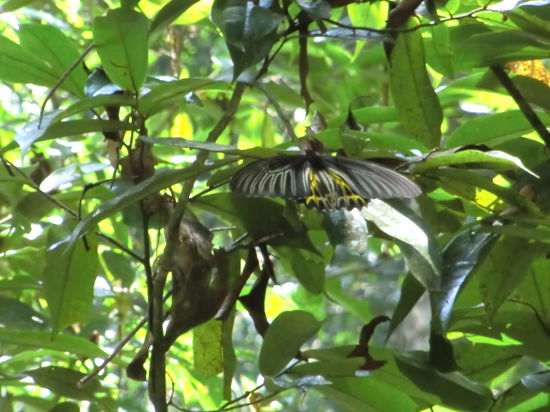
top-left (1, 0), bottom-right (550, 411)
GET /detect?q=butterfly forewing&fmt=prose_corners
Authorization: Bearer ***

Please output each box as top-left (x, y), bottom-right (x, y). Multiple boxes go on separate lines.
top-left (230, 153), bottom-right (421, 210)
top-left (230, 155), bottom-right (310, 198)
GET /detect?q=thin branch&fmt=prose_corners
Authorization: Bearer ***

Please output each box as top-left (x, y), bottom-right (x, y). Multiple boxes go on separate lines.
top-left (78, 316), bottom-right (148, 387)
top-left (2, 157), bottom-right (78, 218)
top-left (321, 6), bottom-right (489, 35)
top-left (254, 81), bottom-right (299, 144)
top-left (169, 384), bottom-right (286, 412)
top-left (491, 66), bottom-right (550, 150)
top-left (162, 83), bottom-right (246, 273)
top-left (97, 232), bottom-right (145, 263)
top-left (39, 43), bottom-right (95, 126)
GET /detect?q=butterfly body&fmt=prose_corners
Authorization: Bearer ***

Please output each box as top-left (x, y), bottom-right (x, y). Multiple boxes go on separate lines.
top-left (230, 152), bottom-right (421, 210)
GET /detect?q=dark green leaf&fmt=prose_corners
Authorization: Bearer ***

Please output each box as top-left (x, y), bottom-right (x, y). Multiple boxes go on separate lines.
top-left (25, 366), bottom-right (102, 401)
top-left (476, 235), bottom-right (548, 318)
top-left (395, 352), bottom-right (493, 411)
top-left (386, 273), bottom-right (425, 340)
top-left (316, 377), bottom-right (418, 412)
top-left (273, 244), bottom-right (326, 294)
top-left (0, 296), bottom-right (46, 329)
top-left (212, 0), bottom-right (282, 79)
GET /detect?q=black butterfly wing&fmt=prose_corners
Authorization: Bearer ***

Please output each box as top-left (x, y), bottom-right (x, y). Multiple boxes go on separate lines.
top-left (230, 155), bottom-right (310, 199)
top-left (320, 156), bottom-right (421, 199)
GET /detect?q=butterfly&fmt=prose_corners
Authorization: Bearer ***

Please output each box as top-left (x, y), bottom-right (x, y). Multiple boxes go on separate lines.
top-left (230, 151), bottom-right (421, 210)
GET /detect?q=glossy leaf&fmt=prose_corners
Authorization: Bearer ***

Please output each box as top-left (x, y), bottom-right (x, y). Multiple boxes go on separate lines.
top-left (395, 352), bottom-right (493, 411)
top-left (362, 200), bottom-right (441, 287)
top-left (212, 0), bottom-right (282, 79)
top-left (316, 377), bottom-right (418, 412)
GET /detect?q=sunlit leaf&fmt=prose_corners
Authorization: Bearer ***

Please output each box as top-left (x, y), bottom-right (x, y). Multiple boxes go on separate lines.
top-left (93, 8), bottom-right (150, 91)
top-left (0, 330), bottom-right (106, 358)
top-left (389, 18), bottom-right (443, 147)
top-left (19, 24), bottom-right (87, 96)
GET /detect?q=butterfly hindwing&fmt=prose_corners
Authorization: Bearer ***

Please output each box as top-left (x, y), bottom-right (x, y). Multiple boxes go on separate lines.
top-left (230, 153), bottom-right (421, 210)
top-left (320, 156), bottom-right (421, 199)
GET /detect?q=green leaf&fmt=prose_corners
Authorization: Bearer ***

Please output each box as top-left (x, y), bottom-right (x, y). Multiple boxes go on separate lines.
top-left (0, 296), bottom-right (45, 329)
top-left (191, 193), bottom-right (304, 242)
top-left (138, 78), bottom-right (229, 116)
top-left (476, 235), bottom-right (548, 318)
top-left (93, 8), bottom-right (150, 91)
top-left (325, 277), bottom-right (372, 323)
top-left (49, 402), bottom-right (80, 412)
top-left (386, 273), bottom-right (425, 340)
top-left (19, 24), bottom-right (86, 96)
top-left (435, 231), bottom-right (494, 329)
top-left (316, 377), bottom-right (418, 412)
top-left (193, 319), bottom-right (223, 377)
top-left (445, 109), bottom-right (550, 148)
top-left (509, 4), bottom-right (550, 40)
top-left (362, 200), bottom-right (441, 287)
top-left (513, 75), bottom-right (550, 114)
top-left (259, 310), bottom-right (321, 376)
top-left (0, 330), bottom-right (106, 358)
top-left (42, 228), bottom-right (99, 333)
top-left (101, 250), bottom-right (135, 288)
top-left (412, 149), bottom-right (538, 176)
top-left (273, 245), bottom-right (326, 294)
top-left (0, 0), bottom-right (39, 12)
top-left (55, 94), bottom-right (135, 122)
top-left (451, 27), bottom-right (550, 70)
top-left (0, 34), bottom-right (57, 86)
top-left (71, 160), bottom-right (235, 241)
top-left (389, 18), bottom-right (443, 148)
top-left (25, 366), bottom-right (102, 401)
top-left (212, 0), bottom-right (282, 79)
top-left (150, 0), bottom-right (201, 34)
top-left (14, 116), bottom-right (137, 157)
top-left (395, 352), bottom-right (493, 411)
